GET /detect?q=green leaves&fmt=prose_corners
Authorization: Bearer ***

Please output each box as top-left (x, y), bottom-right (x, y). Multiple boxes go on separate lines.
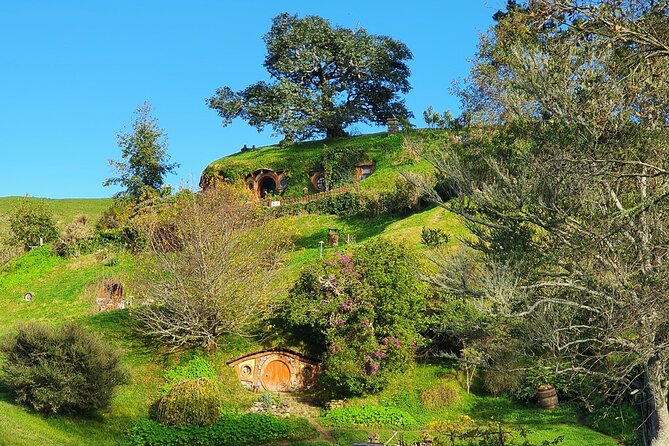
top-left (105, 102), bottom-right (178, 201)
top-left (208, 13), bottom-right (413, 141)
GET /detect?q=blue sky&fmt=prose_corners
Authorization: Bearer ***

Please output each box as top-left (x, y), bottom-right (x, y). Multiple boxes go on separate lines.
top-left (0, 1), bottom-right (501, 198)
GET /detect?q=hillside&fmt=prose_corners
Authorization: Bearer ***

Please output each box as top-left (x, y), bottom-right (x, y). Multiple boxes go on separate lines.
top-left (0, 197), bottom-right (112, 235)
top-left (201, 132), bottom-right (435, 197)
top-left (0, 133), bottom-right (633, 445)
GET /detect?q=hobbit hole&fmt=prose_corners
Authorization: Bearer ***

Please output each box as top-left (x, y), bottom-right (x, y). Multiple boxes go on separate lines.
top-left (245, 169), bottom-right (287, 199)
top-left (227, 349), bottom-right (320, 392)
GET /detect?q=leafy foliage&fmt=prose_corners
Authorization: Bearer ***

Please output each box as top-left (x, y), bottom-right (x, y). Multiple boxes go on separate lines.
top-left (127, 413), bottom-right (316, 446)
top-left (53, 215), bottom-right (93, 257)
top-left (421, 226), bottom-right (450, 248)
top-left (0, 322), bottom-right (129, 415)
top-left (155, 378), bottom-right (220, 427)
top-left (284, 239), bottom-right (428, 396)
top-left (105, 102), bottom-right (178, 200)
top-left (9, 198), bottom-right (59, 250)
top-left (160, 356), bottom-right (217, 395)
top-left (323, 405), bottom-right (417, 428)
top-left (320, 145), bottom-right (368, 189)
top-left (208, 13), bottom-right (412, 141)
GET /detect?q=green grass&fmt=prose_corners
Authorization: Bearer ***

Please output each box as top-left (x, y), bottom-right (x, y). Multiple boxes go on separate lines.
top-left (0, 196), bottom-right (112, 235)
top-left (321, 365), bottom-right (619, 446)
top-left (203, 132), bottom-right (436, 198)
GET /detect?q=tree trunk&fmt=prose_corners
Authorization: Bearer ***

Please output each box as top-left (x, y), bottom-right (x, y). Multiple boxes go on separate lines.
top-left (326, 127), bottom-right (347, 139)
top-left (644, 357), bottom-right (669, 446)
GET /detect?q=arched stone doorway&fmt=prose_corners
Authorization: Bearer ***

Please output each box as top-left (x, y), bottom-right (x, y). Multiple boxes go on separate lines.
top-left (245, 169), bottom-right (287, 199)
top-left (258, 176), bottom-right (277, 198)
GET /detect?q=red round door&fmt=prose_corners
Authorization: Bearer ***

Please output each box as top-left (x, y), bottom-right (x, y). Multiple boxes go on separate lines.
top-left (261, 360), bottom-right (291, 391)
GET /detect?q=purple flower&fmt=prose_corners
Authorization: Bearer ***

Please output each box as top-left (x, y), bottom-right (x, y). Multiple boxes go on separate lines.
top-left (393, 339), bottom-right (401, 348)
top-left (373, 350), bottom-right (382, 359)
top-left (342, 299), bottom-right (352, 311)
top-left (370, 363), bottom-right (379, 375)
top-left (334, 318), bottom-right (346, 326)
top-left (382, 337), bottom-right (389, 345)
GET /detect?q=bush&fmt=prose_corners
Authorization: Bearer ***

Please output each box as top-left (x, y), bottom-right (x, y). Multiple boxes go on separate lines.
top-left (320, 145), bottom-right (368, 189)
top-left (482, 368), bottom-right (524, 397)
top-left (1, 322), bottom-right (129, 415)
top-left (128, 413), bottom-right (316, 446)
top-left (421, 226), bottom-right (450, 248)
top-left (284, 239), bottom-right (428, 397)
top-left (9, 199), bottom-right (59, 250)
top-left (323, 405), bottom-right (417, 428)
top-left (53, 215), bottom-right (94, 257)
top-left (420, 380), bottom-right (461, 409)
top-left (155, 378), bottom-right (220, 427)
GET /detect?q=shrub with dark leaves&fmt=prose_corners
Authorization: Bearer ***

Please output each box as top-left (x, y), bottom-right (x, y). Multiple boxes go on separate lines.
top-left (1, 322), bottom-right (129, 415)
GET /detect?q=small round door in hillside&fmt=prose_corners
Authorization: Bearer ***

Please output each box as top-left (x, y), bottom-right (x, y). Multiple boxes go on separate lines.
top-left (261, 360), bottom-right (291, 391)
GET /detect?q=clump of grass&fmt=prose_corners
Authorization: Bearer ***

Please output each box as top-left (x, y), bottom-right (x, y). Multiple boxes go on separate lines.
top-left (420, 380), bottom-right (461, 409)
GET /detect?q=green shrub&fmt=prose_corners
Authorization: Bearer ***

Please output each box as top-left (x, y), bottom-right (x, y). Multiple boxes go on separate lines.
top-left (9, 199), bottom-right (59, 250)
top-left (155, 378), bottom-right (220, 427)
top-left (304, 191), bottom-right (361, 216)
top-left (421, 226), bottom-right (450, 248)
top-left (482, 367), bottom-right (524, 397)
top-left (391, 174), bottom-right (423, 216)
top-left (160, 356), bottom-right (217, 395)
top-left (584, 402), bottom-right (641, 446)
top-left (284, 239), bottom-right (429, 397)
top-left (53, 215), bottom-right (94, 257)
top-left (420, 380), bottom-right (461, 409)
top-left (128, 413), bottom-right (317, 446)
top-left (320, 145), bottom-right (368, 189)
top-left (1, 322), bottom-right (129, 415)
top-left (323, 405), bottom-right (417, 428)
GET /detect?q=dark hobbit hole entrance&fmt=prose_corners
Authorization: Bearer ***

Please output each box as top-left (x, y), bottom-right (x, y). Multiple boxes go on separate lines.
top-left (259, 176), bottom-right (277, 198)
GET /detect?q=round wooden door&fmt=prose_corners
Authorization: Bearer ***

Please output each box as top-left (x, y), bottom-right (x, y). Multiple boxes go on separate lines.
top-left (261, 360), bottom-right (291, 391)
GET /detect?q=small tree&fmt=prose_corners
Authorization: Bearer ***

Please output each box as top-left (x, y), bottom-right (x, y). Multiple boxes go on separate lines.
top-left (208, 13), bottom-right (412, 142)
top-left (1, 322), bottom-right (128, 415)
top-left (132, 186), bottom-right (292, 349)
top-left (9, 198), bottom-right (59, 250)
top-left (104, 102), bottom-right (178, 200)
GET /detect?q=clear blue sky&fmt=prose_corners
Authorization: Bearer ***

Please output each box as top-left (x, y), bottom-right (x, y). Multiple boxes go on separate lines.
top-left (0, 1), bottom-right (501, 198)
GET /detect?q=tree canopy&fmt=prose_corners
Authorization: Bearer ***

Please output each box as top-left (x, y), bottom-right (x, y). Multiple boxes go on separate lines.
top-left (207, 13), bottom-right (412, 142)
top-left (104, 102), bottom-right (178, 200)
top-left (418, 0), bottom-right (669, 444)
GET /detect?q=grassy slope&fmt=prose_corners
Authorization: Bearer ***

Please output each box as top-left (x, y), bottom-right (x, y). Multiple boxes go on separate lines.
top-left (0, 197), bottom-right (112, 235)
top-left (0, 134), bottom-right (623, 445)
top-left (203, 132), bottom-right (433, 197)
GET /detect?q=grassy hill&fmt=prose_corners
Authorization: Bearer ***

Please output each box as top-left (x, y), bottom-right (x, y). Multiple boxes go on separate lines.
top-left (0, 197), bottom-right (112, 235)
top-left (202, 132), bottom-right (434, 197)
top-left (0, 134), bottom-right (632, 445)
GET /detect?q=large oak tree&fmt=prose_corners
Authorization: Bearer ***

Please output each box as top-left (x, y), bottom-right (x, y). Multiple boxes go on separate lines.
top-left (207, 13), bottom-right (412, 142)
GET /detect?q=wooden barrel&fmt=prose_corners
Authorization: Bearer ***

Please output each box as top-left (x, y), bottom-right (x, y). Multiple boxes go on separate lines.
top-left (537, 385), bottom-right (558, 409)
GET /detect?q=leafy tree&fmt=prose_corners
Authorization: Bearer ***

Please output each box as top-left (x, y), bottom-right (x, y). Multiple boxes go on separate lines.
top-left (9, 198), bottom-right (59, 250)
top-left (1, 322), bottom-right (128, 415)
top-left (105, 102), bottom-right (178, 200)
top-left (417, 1), bottom-right (669, 444)
top-left (207, 13), bottom-right (412, 142)
top-left (284, 240), bottom-right (428, 397)
top-left (132, 186), bottom-right (292, 349)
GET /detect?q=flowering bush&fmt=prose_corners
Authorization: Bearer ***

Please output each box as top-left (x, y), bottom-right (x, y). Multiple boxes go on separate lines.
top-left (284, 239), bottom-right (428, 396)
